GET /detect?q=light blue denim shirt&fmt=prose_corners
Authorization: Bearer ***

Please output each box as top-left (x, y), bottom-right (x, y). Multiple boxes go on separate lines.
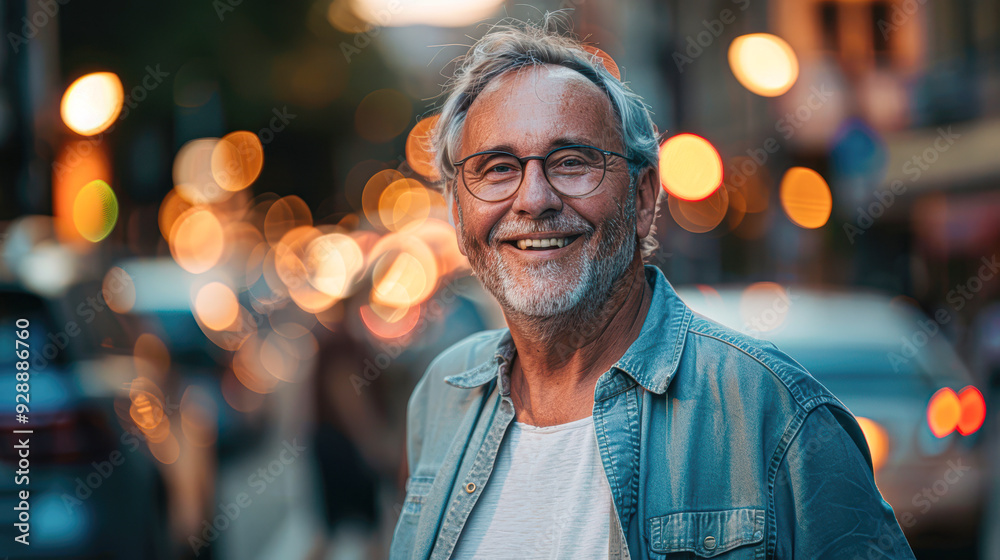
top-left (390, 265), bottom-right (915, 559)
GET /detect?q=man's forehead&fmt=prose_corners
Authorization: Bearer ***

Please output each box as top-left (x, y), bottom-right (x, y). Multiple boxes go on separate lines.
top-left (462, 64), bottom-right (616, 153)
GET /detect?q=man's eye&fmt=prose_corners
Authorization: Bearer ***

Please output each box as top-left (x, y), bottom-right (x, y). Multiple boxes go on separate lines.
top-left (558, 158), bottom-right (584, 168)
top-left (489, 164), bottom-right (515, 174)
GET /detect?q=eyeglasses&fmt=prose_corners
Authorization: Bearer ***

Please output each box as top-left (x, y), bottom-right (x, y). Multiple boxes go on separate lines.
top-left (453, 144), bottom-right (631, 202)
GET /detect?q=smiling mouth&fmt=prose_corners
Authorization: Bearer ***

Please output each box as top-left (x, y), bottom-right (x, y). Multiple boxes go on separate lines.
top-left (507, 234), bottom-right (583, 251)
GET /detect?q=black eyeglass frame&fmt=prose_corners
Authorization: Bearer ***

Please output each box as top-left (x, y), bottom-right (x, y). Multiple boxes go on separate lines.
top-left (452, 144), bottom-right (634, 202)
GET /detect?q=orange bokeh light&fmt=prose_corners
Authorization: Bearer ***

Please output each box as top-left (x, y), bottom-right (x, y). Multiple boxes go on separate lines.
top-left (658, 134), bottom-right (723, 201)
top-left (856, 417), bottom-right (890, 472)
top-left (780, 167), bottom-right (832, 229)
top-left (169, 208), bottom-right (225, 273)
top-left (583, 45), bottom-right (621, 80)
top-left (927, 387), bottom-right (962, 438)
top-left (667, 187), bottom-right (729, 233)
top-left (957, 386), bottom-right (986, 436)
top-left (406, 115), bottom-right (440, 181)
top-left (194, 282), bottom-right (239, 331)
top-left (211, 131), bottom-right (264, 192)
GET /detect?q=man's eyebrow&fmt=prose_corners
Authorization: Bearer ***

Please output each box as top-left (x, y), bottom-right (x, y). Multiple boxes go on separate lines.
top-left (472, 137), bottom-right (599, 156)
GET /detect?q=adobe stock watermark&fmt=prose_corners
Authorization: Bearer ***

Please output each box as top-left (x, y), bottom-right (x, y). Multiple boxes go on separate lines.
top-left (844, 126), bottom-right (959, 244)
top-left (30, 267), bottom-right (133, 372)
top-left (340, 0), bottom-right (403, 63)
top-left (727, 84), bottom-right (835, 191)
top-left (257, 106), bottom-right (296, 145)
top-left (189, 439), bottom-right (306, 556)
top-left (672, 0), bottom-right (751, 73)
top-left (888, 253), bottom-right (998, 372)
top-left (852, 458), bottom-right (970, 559)
top-left (7, 0), bottom-right (71, 54)
top-left (877, 0), bottom-right (927, 40)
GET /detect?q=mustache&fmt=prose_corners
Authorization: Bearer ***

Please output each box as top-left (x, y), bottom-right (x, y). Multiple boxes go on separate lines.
top-left (488, 214), bottom-right (595, 245)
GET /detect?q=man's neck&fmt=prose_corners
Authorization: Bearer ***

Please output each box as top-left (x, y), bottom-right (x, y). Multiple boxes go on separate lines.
top-left (505, 255), bottom-right (653, 426)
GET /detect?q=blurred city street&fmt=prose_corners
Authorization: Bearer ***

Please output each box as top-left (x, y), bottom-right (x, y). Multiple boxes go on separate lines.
top-left (0, 0), bottom-right (998, 558)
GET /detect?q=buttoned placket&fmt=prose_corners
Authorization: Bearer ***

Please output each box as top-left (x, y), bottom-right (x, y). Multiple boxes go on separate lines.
top-left (430, 351), bottom-right (516, 559)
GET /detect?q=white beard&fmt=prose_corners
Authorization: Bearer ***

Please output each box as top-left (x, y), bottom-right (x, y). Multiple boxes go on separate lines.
top-left (459, 188), bottom-right (637, 322)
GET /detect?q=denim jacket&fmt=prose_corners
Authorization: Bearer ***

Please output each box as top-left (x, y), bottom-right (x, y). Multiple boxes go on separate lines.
top-left (390, 265), bottom-right (915, 559)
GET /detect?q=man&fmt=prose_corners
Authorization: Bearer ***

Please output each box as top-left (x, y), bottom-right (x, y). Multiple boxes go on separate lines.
top-left (390, 16), bottom-right (915, 560)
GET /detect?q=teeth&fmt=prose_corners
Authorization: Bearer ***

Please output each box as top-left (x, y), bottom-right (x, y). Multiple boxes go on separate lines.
top-left (516, 237), bottom-right (571, 250)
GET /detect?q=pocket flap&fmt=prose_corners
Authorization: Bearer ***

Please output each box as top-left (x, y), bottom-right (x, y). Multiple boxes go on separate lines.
top-left (648, 508), bottom-right (765, 557)
top-left (402, 476), bottom-right (435, 515)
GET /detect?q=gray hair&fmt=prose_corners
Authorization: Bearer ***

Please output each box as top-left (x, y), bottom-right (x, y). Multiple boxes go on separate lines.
top-left (432, 13), bottom-right (662, 259)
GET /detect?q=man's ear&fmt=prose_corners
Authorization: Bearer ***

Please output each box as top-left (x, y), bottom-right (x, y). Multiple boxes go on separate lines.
top-left (635, 166), bottom-right (659, 239)
top-left (450, 187), bottom-right (468, 257)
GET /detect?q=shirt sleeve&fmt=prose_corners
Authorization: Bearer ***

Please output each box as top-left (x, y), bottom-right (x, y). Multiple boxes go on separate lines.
top-left (772, 404), bottom-right (916, 559)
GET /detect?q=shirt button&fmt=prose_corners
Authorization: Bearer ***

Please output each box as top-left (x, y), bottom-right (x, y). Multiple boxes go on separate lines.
top-left (753, 530), bottom-right (763, 540)
top-left (465, 482), bottom-right (476, 493)
top-left (703, 536), bottom-right (717, 551)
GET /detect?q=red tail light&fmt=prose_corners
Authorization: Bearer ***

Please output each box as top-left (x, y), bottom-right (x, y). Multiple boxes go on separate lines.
top-left (927, 385), bottom-right (987, 438)
top-left (957, 386), bottom-right (986, 435)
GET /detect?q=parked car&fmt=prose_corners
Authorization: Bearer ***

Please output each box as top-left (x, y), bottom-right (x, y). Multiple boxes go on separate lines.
top-left (677, 284), bottom-right (989, 557)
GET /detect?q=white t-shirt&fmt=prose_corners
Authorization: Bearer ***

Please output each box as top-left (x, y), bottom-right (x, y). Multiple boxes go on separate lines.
top-left (451, 415), bottom-right (630, 559)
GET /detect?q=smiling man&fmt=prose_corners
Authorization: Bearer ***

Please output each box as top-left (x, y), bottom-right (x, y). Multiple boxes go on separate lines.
top-left (390, 17), bottom-right (915, 560)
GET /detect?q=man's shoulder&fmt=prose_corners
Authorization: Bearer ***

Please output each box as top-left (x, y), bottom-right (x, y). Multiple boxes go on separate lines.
top-left (680, 311), bottom-right (848, 415)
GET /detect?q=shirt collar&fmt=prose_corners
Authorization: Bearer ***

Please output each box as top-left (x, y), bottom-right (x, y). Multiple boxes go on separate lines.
top-left (443, 265), bottom-right (692, 395)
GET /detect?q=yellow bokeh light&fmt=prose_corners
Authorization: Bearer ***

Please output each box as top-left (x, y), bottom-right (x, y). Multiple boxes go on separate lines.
top-left (61, 72), bottom-right (124, 136)
top-left (73, 180), bottom-right (119, 242)
top-left (370, 236), bottom-right (438, 308)
top-left (780, 167), bottom-right (832, 229)
top-left (194, 282), bottom-right (240, 331)
top-left (169, 208), bottom-right (225, 273)
top-left (306, 233), bottom-right (365, 298)
top-left (856, 417), bottom-right (889, 472)
top-left (728, 33), bottom-right (799, 97)
top-left (379, 178), bottom-right (431, 232)
top-left (211, 131), bottom-right (264, 192)
top-left (739, 282), bottom-right (791, 332)
top-left (362, 169), bottom-right (405, 230)
top-left (659, 134), bottom-right (723, 201)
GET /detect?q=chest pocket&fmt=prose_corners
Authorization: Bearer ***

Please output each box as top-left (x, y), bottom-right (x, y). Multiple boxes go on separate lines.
top-left (647, 508), bottom-right (765, 559)
top-left (390, 476), bottom-right (435, 559)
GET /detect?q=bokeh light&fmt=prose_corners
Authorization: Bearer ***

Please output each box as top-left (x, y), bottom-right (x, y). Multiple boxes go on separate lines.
top-left (658, 134), bottom-right (723, 201)
top-left (351, 0), bottom-right (504, 27)
top-left (60, 72), bottom-right (124, 136)
top-left (856, 417), bottom-right (889, 472)
top-left (73, 180), bottom-right (119, 242)
top-left (379, 178), bottom-right (432, 232)
top-left (957, 386), bottom-right (986, 436)
top-left (739, 282), bottom-right (791, 332)
top-left (174, 138), bottom-right (231, 205)
top-left (405, 115), bottom-right (440, 181)
top-left (169, 208), bottom-right (225, 273)
top-left (583, 45), bottom-right (621, 80)
top-left (728, 33), bottom-right (799, 97)
top-left (134, 333), bottom-right (171, 380)
top-left (927, 387), bottom-right (961, 438)
top-left (667, 187), bottom-right (729, 234)
top-left (780, 167), bottom-right (832, 229)
top-left (103, 267), bottom-right (136, 313)
top-left (194, 282), bottom-right (240, 331)
top-left (211, 131), bottom-right (264, 192)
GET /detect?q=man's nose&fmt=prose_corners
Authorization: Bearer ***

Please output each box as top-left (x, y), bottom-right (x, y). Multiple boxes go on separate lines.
top-left (510, 159), bottom-right (562, 218)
